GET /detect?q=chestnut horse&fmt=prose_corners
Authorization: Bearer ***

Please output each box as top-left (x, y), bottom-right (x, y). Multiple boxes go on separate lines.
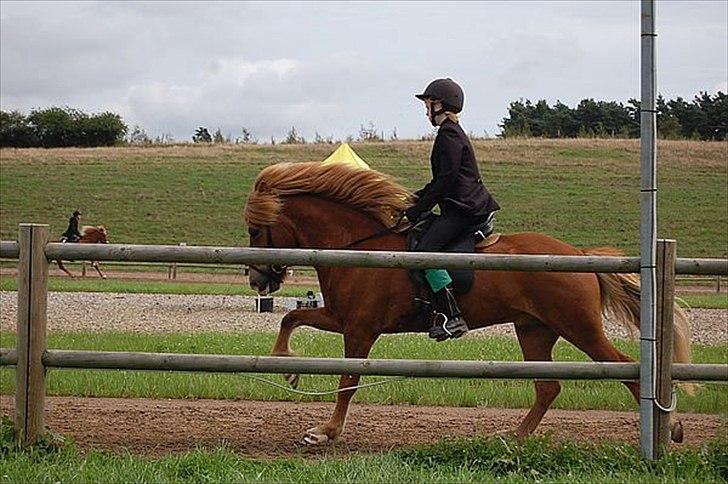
top-left (244, 162), bottom-right (691, 445)
top-left (56, 225), bottom-right (109, 278)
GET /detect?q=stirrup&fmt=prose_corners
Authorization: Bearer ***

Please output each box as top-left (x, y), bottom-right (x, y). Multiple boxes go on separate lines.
top-left (428, 312), bottom-right (468, 342)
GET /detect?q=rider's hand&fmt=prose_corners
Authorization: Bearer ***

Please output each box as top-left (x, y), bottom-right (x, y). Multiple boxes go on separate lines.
top-left (404, 206), bottom-right (420, 223)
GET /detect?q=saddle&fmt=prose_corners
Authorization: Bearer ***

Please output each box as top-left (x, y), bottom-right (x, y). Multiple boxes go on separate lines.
top-left (406, 211), bottom-right (499, 296)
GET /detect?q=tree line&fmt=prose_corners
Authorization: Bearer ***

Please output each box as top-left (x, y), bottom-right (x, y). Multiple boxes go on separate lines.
top-left (499, 91), bottom-right (726, 140)
top-left (0, 107), bottom-right (127, 148)
top-left (1, 91), bottom-right (725, 148)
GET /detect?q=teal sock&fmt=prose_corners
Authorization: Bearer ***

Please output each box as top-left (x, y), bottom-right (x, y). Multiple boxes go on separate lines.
top-left (425, 269), bottom-right (452, 293)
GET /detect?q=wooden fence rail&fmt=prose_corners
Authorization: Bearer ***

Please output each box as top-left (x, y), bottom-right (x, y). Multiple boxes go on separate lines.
top-left (1, 241), bottom-right (727, 275)
top-left (1, 226), bottom-right (726, 456)
top-left (1, 349), bottom-right (726, 381)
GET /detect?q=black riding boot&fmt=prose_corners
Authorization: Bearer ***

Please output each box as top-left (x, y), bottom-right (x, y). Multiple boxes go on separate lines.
top-left (428, 285), bottom-right (469, 342)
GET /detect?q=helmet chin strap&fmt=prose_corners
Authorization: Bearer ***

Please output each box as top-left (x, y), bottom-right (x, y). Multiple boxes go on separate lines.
top-left (428, 101), bottom-right (448, 126)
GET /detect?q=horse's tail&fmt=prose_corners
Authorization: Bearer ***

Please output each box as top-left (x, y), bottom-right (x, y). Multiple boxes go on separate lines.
top-left (583, 247), bottom-right (693, 369)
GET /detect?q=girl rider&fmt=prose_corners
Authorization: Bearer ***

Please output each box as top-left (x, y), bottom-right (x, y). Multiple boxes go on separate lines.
top-left (405, 78), bottom-right (500, 342)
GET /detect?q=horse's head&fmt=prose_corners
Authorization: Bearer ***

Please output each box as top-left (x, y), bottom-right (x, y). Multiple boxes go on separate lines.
top-left (246, 224), bottom-right (296, 295)
top-left (243, 162), bottom-right (411, 295)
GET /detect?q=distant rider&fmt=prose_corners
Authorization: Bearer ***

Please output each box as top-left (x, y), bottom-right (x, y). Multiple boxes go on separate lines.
top-left (61, 210), bottom-right (82, 243)
top-left (405, 78), bottom-right (500, 342)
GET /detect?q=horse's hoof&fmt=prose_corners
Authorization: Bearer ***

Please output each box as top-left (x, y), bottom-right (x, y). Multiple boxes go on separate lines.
top-left (302, 427), bottom-right (331, 445)
top-left (671, 420), bottom-right (684, 443)
top-left (284, 373), bottom-right (300, 389)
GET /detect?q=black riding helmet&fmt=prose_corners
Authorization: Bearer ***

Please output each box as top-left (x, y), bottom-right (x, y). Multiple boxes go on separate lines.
top-left (415, 78), bottom-right (464, 113)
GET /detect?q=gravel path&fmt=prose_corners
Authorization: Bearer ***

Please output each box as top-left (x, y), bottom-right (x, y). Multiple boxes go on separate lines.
top-left (1, 291), bottom-right (725, 345)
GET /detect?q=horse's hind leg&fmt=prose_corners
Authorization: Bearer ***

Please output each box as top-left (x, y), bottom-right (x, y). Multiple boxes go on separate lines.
top-left (56, 260), bottom-right (74, 277)
top-left (91, 261), bottom-right (106, 279)
top-left (559, 326), bottom-right (683, 442)
top-left (271, 308), bottom-right (342, 388)
top-left (513, 320), bottom-right (561, 438)
top-left (560, 329), bottom-right (640, 402)
top-left (303, 330), bottom-right (378, 445)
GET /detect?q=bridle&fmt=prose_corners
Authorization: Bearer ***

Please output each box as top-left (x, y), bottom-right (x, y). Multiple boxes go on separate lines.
top-left (248, 226), bottom-right (289, 286)
top-left (248, 213), bottom-right (411, 287)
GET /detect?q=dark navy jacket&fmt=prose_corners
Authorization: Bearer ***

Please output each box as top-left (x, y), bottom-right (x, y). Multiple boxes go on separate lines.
top-left (62, 216), bottom-right (81, 239)
top-left (406, 119), bottom-right (499, 221)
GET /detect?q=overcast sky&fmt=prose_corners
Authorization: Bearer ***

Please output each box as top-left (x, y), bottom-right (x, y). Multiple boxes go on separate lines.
top-left (1, 1), bottom-right (726, 142)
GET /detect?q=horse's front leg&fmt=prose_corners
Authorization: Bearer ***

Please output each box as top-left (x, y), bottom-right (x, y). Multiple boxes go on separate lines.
top-left (91, 261), bottom-right (106, 279)
top-left (272, 308), bottom-right (342, 388)
top-left (303, 330), bottom-right (378, 445)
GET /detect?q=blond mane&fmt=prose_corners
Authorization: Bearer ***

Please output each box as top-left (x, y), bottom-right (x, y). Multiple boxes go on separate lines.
top-left (244, 162), bottom-right (413, 227)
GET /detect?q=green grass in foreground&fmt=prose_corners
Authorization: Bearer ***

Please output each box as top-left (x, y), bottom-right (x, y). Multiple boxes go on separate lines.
top-left (1, 418), bottom-right (725, 484)
top-left (1, 276), bottom-right (725, 308)
top-left (1, 332), bottom-right (726, 413)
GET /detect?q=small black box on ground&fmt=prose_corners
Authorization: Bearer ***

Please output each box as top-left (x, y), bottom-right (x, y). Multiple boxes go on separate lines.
top-left (296, 290), bottom-right (319, 309)
top-left (255, 296), bottom-right (274, 313)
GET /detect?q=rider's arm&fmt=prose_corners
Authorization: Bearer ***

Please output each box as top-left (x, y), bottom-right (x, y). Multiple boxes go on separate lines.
top-left (70, 218), bottom-right (81, 237)
top-left (405, 129), bottom-right (463, 220)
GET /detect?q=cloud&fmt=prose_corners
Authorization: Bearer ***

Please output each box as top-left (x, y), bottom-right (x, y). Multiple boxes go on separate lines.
top-left (126, 54), bottom-right (421, 141)
top-left (204, 58), bottom-right (300, 86)
top-left (1, 1), bottom-right (725, 140)
top-left (0, 5), bottom-right (148, 100)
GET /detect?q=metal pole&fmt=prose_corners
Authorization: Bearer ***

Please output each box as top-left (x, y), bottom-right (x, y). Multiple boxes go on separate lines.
top-left (640, 0), bottom-right (658, 460)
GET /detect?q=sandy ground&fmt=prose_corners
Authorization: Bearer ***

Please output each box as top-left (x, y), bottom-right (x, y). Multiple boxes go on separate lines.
top-left (0, 396), bottom-right (723, 458)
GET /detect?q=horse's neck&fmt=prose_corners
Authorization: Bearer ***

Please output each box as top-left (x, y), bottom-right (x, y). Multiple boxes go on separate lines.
top-left (284, 196), bottom-right (399, 249)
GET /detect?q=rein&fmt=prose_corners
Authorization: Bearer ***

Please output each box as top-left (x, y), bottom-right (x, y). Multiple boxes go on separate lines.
top-left (342, 213), bottom-right (411, 249)
top-left (249, 214), bottom-right (411, 284)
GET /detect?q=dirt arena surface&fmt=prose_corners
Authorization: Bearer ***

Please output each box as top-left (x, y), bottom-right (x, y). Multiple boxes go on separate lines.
top-left (0, 396), bottom-right (723, 458)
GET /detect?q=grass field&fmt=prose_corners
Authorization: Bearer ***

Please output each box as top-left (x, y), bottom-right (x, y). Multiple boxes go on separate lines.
top-left (1, 139), bottom-right (726, 257)
top-left (1, 423), bottom-right (725, 484)
top-left (1, 331), bottom-right (725, 413)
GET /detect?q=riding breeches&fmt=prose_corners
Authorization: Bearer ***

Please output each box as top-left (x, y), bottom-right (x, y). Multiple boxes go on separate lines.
top-left (417, 208), bottom-right (477, 292)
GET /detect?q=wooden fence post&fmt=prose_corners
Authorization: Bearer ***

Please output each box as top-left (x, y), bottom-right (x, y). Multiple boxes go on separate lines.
top-left (654, 239), bottom-right (676, 457)
top-left (15, 224), bottom-right (49, 446)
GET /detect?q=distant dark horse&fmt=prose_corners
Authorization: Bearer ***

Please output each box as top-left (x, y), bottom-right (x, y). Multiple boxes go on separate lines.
top-left (56, 225), bottom-right (109, 278)
top-left (243, 162), bottom-right (692, 445)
